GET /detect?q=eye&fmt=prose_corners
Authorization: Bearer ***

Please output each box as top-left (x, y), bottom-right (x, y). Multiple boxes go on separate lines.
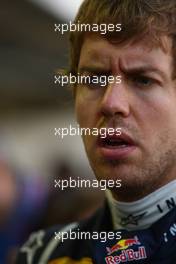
top-left (132, 75), bottom-right (154, 87)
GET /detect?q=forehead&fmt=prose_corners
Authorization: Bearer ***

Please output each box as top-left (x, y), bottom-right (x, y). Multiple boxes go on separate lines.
top-left (78, 34), bottom-right (172, 73)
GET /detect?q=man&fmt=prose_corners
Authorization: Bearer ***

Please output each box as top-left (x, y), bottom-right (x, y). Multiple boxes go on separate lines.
top-left (16, 0), bottom-right (176, 263)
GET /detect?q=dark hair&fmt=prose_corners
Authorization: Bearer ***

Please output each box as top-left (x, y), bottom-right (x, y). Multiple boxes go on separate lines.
top-left (69, 0), bottom-right (176, 79)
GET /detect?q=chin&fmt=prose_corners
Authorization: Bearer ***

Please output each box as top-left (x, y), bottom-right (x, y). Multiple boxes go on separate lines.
top-left (94, 163), bottom-right (138, 183)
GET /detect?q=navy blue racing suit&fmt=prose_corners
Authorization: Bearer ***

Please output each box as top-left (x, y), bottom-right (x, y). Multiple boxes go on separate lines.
top-left (16, 201), bottom-right (176, 264)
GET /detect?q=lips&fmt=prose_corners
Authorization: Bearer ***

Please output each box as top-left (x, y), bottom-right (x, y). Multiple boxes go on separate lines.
top-left (98, 132), bottom-right (135, 148)
top-left (97, 131), bottom-right (137, 159)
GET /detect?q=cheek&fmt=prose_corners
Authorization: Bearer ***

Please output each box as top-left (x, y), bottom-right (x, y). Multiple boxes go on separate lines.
top-left (75, 94), bottom-right (85, 126)
top-left (137, 93), bottom-right (176, 140)
top-left (75, 104), bottom-right (84, 131)
top-left (75, 93), bottom-right (98, 128)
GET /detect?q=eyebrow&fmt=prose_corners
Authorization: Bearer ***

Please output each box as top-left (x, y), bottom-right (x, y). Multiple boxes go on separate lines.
top-left (121, 65), bottom-right (167, 80)
top-left (78, 65), bottom-right (168, 81)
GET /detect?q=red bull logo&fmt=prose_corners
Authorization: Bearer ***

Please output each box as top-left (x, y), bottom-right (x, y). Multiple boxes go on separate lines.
top-left (106, 236), bottom-right (140, 255)
top-left (105, 236), bottom-right (147, 264)
top-left (105, 247), bottom-right (147, 264)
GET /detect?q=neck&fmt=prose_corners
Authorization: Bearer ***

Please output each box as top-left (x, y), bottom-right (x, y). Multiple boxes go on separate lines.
top-left (106, 180), bottom-right (176, 231)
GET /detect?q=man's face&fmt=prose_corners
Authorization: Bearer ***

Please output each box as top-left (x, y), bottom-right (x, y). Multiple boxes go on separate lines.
top-left (75, 34), bottom-right (176, 201)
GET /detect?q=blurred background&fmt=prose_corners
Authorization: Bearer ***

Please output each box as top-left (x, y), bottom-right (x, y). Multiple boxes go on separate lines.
top-left (0, 0), bottom-right (104, 263)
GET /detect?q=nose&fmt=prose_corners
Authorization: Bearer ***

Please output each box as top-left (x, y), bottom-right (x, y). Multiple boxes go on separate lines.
top-left (100, 81), bottom-right (130, 118)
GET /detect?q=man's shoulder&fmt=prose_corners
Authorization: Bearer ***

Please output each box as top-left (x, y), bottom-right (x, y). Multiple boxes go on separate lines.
top-left (16, 222), bottom-right (79, 264)
top-left (16, 205), bottom-right (106, 264)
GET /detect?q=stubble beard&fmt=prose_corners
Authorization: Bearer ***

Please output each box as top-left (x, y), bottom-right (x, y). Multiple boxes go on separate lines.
top-left (88, 135), bottom-right (176, 201)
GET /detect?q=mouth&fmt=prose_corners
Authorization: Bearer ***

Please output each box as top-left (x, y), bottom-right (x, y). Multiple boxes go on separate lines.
top-left (99, 132), bottom-right (135, 148)
top-left (97, 132), bottom-right (137, 159)
top-left (101, 137), bottom-right (132, 148)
